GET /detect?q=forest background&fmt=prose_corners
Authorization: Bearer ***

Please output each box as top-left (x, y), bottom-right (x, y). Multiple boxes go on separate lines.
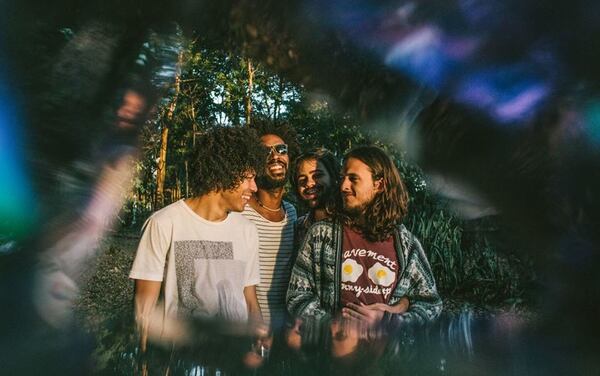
top-left (76, 31), bottom-right (537, 369)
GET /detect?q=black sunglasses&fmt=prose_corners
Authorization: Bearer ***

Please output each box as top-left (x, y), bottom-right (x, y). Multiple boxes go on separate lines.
top-left (266, 143), bottom-right (288, 155)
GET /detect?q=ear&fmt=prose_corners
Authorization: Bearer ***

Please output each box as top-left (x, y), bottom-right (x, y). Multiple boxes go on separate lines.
top-left (374, 178), bottom-right (384, 193)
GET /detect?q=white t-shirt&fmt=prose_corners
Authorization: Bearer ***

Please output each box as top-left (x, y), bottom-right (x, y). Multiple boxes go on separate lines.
top-left (241, 201), bottom-right (296, 327)
top-left (129, 200), bottom-right (260, 322)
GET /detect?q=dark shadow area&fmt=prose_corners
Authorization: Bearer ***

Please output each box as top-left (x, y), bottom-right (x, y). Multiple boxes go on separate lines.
top-left (2, 0), bottom-right (600, 374)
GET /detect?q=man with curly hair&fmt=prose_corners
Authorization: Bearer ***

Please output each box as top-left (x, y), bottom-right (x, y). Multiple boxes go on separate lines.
top-left (241, 119), bottom-right (300, 329)
top-left (129, 127), bottom-right (267, 342)
top-left (287, 146), bottom-right (442, 330)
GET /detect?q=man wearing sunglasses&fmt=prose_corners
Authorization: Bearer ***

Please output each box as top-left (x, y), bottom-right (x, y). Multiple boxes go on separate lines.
top-left (242, 119), bottom-right (300, 330)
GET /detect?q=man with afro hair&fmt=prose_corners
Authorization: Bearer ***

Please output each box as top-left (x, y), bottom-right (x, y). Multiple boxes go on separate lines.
top-left (241, 118), bottom-right (300, 329)
top-left (130, 126), bottom-right (268, 344)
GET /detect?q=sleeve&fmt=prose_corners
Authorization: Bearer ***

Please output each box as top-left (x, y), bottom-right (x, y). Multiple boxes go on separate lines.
top-left (293, 216), bottom-right (306, 257)
top-left (286, 225), bottom-right (330, 321)
top-left (244, 224), bottom-right (261, 287)
top-left (128, 216), bottom-right (171, 281)
top-left (388, 235), bottom-right (443, 327)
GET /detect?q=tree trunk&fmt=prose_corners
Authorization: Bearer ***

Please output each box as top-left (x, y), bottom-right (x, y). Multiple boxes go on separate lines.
top-left (274, 76), bottom-right (284, 120)
top-left (191, 102), bottom-right (197, 147)
top-left (245, 58), bottom-right (254, 126)
top-left (155, 51), bottom-right (184, 208)
top-left (155, 124), bottom-right (169, 207)
top-left (184, 160), bottom-right (189, 198)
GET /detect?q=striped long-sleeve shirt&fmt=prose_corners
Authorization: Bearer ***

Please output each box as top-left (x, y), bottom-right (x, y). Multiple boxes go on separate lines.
top-left (241, 201), bottom-right (297, 327)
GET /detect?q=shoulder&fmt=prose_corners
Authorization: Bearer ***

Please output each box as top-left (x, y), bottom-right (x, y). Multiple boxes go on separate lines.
top-left (306, 220), bottom-right (335, 238)
top-left (144, 200), bottom-right (186, 226)
top-left (240, 204), bottom-right (263, 223)
top-left (282, 200), bottom-right (298, 219)
top-left (296, 213), bottom-right (309, 227)
top-left (397, 224), bottom-right (424, 253)
top-left (227, 212), bottom-right (258, 231)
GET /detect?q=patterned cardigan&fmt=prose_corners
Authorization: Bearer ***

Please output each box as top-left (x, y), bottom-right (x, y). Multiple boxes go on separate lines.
top-left (286, 220), bottom-right (443, 326)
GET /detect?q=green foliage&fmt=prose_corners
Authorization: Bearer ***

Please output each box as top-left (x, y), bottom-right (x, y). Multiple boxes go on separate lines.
top-left (119, 33), bottom-right (535, 308)
top-left (406, 195), bottom-right (535, 306)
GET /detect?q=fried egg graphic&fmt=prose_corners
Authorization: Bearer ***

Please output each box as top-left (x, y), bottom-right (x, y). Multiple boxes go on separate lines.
top-left (341, 259), bottom-right (363, 283)
top-left (367, 262), bottom-right (395, 287)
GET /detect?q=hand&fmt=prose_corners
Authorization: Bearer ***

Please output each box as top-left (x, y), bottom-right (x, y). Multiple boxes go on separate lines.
top-left (341, 297), bottom-right (410, 326)
top-left (285, 318), bottom-right (303, 350)
top-left (341, 302), bottom-right (385, 327)
top-left (363, 297), bottom-right (410, 315)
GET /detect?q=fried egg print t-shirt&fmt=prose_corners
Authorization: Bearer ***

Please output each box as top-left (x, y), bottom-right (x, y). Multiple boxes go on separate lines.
top-left (340, 226), bottom-right (399, 306)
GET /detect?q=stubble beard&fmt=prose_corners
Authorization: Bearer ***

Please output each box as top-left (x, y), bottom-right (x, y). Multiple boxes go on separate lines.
top-left (256, 172), bottom-right (288, 190)
top-left (342, 193), bottom-right (376, 223)
top-left (342, 201), bottom-right (367, 219)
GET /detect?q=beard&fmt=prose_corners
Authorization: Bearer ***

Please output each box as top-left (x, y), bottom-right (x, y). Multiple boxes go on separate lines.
top-left (342, 193), bottom-right (377, 220)
top-left (342, 201), bottom-right (367, 218)
top-left (342, 201), bottom-right (370, 219)
top-left (256, 171), bottom-right (288, 190)
top-left (256, 158), bottom-right (288, 190)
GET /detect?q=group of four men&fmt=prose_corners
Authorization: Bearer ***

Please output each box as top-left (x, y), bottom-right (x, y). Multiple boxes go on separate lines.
top-left (129, 121), bottom-right (442, 346)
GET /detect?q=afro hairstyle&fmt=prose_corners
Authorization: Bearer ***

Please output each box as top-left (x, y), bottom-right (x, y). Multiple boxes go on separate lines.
top-left (250, 118), bottom-right (300, 160)
top-left (189, 126), bottom-right (267, 196)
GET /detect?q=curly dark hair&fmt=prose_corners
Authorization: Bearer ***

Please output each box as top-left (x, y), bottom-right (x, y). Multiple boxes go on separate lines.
top-left (340, 146), bottom-right (409, 242)
top-left (250, 118), bottom-right (300, 160)
top-left (292, 148), bottom-right (341, 214)
top-left (189, 127), bottom-right (267, 196)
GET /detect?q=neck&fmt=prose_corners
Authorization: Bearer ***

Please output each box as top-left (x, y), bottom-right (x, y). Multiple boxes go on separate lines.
top-left (184, 194), bottom-right (229, 222)
top-left (313, 208), bottom-right (329, 221)
top-left (249, 188), bottom-right (286, 221)
top-left (344, 211), bottom-right (366, 229)
top-left (255, 188), bottom-right (284, 209)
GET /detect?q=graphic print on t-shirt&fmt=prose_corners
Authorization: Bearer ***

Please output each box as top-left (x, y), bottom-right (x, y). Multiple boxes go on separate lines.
top-left (175, 240), bottom-right (247, 321)
top-left (340, 227), bottom-right (399, 306)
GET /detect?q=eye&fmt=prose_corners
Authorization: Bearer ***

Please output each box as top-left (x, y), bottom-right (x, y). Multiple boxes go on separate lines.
top-left (297, 177), bottom-right (307, 186)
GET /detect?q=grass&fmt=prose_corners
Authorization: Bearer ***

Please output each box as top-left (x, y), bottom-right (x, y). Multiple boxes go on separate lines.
top-left (406, 195), bottom-right (536, 310)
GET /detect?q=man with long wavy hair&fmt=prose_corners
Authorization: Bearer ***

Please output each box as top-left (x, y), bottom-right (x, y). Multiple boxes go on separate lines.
top-left (292, 148), bottom-right (340, 248)
top-left (287, 145), bottom-right (442, 330)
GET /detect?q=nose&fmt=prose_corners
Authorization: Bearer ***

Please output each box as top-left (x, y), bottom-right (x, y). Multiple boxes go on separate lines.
top-left (340, 176), bottom-right (351, 192)
top-left (306, 176), bottom-right (316, 188)
top-left (267, 151), bottom-right (279, 162)
top-left (250, 178), bottom-right (258, 193)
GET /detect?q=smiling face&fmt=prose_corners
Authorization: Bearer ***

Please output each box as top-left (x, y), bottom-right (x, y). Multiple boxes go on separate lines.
top-left (295, 158), bottom-right (333, 209)
top-left (221, 171), bottom-right (257, 212)
top-left (256, 134), bottom-right (289, 190)
top-left (340, 157), bottom-right (382, 217)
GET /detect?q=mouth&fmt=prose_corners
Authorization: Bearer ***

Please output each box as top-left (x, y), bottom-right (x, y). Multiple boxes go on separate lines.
top-left (267, 161), bottom-right (286, 174)
top-left (241, 193), bottom-right (252, 203)
top-left (303, 187), bottom-right (320, 199)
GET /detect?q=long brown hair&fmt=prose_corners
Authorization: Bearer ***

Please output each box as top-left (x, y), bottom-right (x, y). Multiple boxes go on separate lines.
top-left (340, 146), bottom-right (409, 242)
top-left (292, 148), bottom-right (340, 216)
